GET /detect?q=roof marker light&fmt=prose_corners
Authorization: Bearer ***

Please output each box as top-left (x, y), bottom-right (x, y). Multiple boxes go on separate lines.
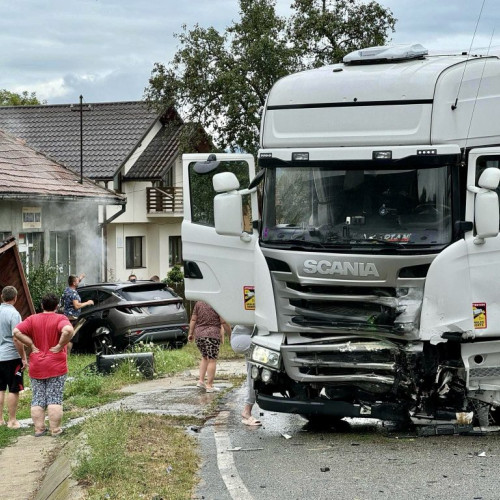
top-left (373, 151), bottom-right (392, 160)
top-left (292, 152), bottom-right (309, 161)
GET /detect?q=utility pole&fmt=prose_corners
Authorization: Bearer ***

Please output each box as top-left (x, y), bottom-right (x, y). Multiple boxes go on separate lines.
top-left (70, 95), bottom-right (92, 183)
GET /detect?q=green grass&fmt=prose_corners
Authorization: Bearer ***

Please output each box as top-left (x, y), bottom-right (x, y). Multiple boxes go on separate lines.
top-left (74, 411), bottom-right (200, 499)
top-left (0, 425), bottom-right (31, 447)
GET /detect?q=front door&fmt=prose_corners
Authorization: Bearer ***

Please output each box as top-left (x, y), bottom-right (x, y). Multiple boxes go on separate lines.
top-left (465, 149), bottom-right (500, 337)
top-left (182, 153), bottom-right (257, 325)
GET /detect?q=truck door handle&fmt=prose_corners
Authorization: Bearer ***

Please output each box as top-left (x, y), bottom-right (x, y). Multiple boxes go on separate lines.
top-left (183, 261), bottom-right (203, 279)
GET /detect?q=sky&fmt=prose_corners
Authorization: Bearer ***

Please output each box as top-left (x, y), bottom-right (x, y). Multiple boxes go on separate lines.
top-left (1, 0), bottom-right (500, 105)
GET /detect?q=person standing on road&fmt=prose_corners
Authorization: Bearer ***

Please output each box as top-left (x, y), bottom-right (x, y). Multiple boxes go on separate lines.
top-left (13, 293), bottom-right (74, 437)
top-left (0, 286), bottom-right (26, 429)
top-left (230, 325), bottom-right (262, 426)
top-left (61, 274), bottom-right (93, 353)
top-left (188, 301), bottom-right (231, 393)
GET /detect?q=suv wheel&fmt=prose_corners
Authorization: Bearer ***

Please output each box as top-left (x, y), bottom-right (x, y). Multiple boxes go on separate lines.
top-left (93, 326), bottom-right (115, 355)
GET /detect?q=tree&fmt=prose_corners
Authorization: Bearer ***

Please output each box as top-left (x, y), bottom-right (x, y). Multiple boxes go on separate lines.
top-left (289, 0), bottom-right (396, 67)
top-left (146, 0), bottom-right (300, 157)
top-left (145, 0), bottom-right (396, 155)
top-left (0, 89), bottom-right (44, 106)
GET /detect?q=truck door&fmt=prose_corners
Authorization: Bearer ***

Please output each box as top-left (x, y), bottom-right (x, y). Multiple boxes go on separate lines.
top-left (182, 153), bottom-right (257, 325)
top-left (465, 149), bottom-right (500, 337)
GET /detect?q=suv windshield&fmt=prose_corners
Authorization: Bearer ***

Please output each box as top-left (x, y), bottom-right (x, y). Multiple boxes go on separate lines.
top-left (262, 163), bottom-right (452, 249)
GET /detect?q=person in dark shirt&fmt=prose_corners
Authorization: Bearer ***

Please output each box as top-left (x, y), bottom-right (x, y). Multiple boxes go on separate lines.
top-left (61, 274), bottom-right (93, 353)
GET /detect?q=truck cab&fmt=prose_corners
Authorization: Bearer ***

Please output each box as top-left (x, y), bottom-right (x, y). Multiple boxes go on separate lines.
top-left (182, 44), bottom-right (500, 430)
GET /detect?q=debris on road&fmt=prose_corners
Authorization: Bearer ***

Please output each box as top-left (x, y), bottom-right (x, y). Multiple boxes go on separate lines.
top-left (227, 447), bottom-right (264, 452)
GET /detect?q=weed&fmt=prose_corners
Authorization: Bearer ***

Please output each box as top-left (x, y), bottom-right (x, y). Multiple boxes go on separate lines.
top-left (74, 412), bottom-right (198, 499)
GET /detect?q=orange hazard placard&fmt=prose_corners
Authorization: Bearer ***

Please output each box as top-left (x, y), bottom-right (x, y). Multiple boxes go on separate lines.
top-left (243, 286), bottom-right (255, 310)
top-left (473, 302), bottom-right (487, 329)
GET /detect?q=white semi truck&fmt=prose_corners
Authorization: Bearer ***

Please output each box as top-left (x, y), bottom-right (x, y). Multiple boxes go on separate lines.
top-left (182, 44), bottom-right (500, 430)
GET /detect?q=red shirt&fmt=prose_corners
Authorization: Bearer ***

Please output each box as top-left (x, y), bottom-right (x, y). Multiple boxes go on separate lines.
top-left (16, 312), bottom-right (71, 379)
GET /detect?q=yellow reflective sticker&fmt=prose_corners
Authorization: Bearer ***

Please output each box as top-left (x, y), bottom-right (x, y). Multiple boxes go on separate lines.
top-left (244, 286), bottom-right (255, 310)
top-left (473, 302), bottom-right (487, 329)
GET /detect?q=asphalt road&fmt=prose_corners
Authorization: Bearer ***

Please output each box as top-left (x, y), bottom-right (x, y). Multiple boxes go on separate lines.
top-left (196, 385), bottom-right (500, 500)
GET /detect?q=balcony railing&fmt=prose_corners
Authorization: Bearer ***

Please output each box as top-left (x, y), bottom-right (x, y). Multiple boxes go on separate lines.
top-left (147, 187), bottom-right (183, 214)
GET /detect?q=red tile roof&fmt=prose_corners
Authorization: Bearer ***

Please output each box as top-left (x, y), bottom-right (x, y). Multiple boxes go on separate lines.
top-left (0, 129), bottom-right (124, 204)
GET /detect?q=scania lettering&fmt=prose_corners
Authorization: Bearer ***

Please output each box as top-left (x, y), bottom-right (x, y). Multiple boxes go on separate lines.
top-left (182, 44), bottom-right (500, 431)
top-left (303, 260), bottom-right (380, 277)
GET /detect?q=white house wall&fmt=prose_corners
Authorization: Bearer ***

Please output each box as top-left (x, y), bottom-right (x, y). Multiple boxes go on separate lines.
top-left (108, 220), bottom-right (182, 282)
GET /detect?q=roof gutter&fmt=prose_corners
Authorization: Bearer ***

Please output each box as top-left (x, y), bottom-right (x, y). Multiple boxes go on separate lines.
top-left (104, 202), bottom-right (127, 224)
top-left (0, 193), bottom-right (125, 204)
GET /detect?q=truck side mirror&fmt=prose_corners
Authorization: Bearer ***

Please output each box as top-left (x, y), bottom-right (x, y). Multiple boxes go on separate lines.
top-left (469, 167), bottom-right (500, 245)
top-left (212, 172), bottom-right (251, 241)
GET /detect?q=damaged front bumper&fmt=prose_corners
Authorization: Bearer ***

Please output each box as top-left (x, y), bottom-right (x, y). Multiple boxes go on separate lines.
top-left (256, 393), bottom-right (410, 422)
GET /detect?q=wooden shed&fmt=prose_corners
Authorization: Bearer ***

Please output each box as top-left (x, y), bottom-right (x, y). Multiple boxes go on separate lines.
top-left (0, 236), bottom-right (35, 319)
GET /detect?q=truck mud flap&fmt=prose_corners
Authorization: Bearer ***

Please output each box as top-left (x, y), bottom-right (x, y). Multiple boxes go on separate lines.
top-left (256, 393), bottom-right (408, 422)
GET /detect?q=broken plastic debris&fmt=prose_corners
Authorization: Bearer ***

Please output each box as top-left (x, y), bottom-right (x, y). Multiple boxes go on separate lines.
top-left (281, 433), bottom-right (292, 439)
top-left (456, 411), bottom-right (474, 425)
top-left (228, 447), bottom-right (264, 452)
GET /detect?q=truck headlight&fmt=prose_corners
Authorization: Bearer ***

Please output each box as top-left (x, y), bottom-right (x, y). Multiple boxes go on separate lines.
top-left (251, 345), bottom-right (280, 368)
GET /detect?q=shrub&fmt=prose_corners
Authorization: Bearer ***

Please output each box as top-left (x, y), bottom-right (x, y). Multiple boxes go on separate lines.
top-left (25, 260), bottom-right (65, 312)
top-left (166, 264), bottom-right (183, 287)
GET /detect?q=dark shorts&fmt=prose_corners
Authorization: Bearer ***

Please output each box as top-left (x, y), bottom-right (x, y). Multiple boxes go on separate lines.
top-left (68, 317), bottom-right (79, 343)
top-left (195, 337), bottom-right (221, 360)
top-left (0, 358), bottom-right (24, 393)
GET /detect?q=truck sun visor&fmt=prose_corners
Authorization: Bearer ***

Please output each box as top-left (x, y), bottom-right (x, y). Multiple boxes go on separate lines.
top-left (343, 44), bottom-right (428, 65)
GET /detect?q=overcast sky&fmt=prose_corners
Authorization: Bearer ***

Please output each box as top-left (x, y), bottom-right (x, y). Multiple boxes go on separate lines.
top-left (1, 0), bottom-right (499, 105)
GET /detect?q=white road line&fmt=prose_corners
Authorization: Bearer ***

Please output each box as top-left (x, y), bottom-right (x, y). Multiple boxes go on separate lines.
top-left (214, 410), bottom-right (254, 500)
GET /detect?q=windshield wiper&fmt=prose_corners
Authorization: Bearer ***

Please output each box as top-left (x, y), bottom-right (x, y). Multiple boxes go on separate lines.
top-left (263, 240), bottom-right (351, 250)
top-left (350, 238), bottom-right (408, 249)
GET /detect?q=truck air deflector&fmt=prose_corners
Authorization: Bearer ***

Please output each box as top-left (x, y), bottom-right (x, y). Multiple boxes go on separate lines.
top-left (266, 99), bottom-right (433, 111)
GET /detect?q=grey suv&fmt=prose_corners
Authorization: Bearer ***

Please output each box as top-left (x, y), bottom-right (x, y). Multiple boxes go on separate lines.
top-left (72, 282), bottom-right (189, 353)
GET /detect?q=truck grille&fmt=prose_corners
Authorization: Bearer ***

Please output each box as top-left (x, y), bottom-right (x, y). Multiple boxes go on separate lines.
top-left (275, 278), bottom-right (401, 334)
top-left (281, 340), bottom-right (398, 382)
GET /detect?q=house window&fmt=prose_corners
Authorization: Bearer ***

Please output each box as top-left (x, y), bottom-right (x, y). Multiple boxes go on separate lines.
top-left (126, 236), bottom-right (144, 268)
top-left (22, 207), bottom-right (42, 229)
top-left (50, 231), bottom-right (76, 282)
top-left (18, 232), bottom-right (44, 274)
top-left (169, 236), bottom-right (182, 266)
top-left (164, 166), bottom-right (174, 187)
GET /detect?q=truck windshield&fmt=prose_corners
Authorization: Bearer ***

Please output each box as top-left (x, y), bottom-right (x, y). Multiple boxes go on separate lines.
top-left (261, 165), bottom-right (452, 248)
